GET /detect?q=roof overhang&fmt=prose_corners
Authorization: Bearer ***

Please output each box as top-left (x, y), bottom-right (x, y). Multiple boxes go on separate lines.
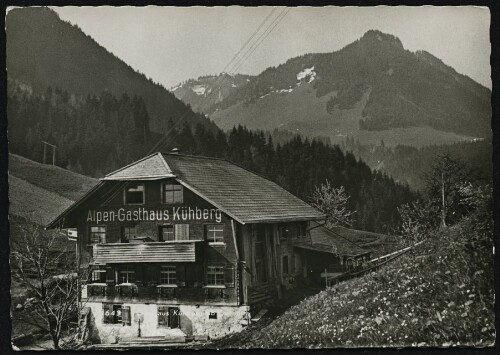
top-left (295, 243), bottom-right (371, 258)
top-left (242, 216), bottom-right (325, 224)
top-left (101, 174), bottom-right (175, 181)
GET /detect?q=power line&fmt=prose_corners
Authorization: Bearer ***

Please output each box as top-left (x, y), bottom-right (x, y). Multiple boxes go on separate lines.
top-left (94, 8), bottom-right (288, 209)
top-left (154, 7), bottom-right (287, 154)
top-left (192, 7), bottom-right (280, 113)
top-left (190, 7), bottom-right (290, 115)
top-left (231, 7), bottom-right (290, 75)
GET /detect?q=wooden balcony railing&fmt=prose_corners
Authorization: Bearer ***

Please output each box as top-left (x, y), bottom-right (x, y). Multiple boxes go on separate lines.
top-left (83, 284), bottom-right (235, 304)
top-left (92, 241), bottom-right (203, 264)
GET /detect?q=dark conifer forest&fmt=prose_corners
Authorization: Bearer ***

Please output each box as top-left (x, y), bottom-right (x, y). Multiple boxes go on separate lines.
top-left (7, 82), bottom-right (417, 233)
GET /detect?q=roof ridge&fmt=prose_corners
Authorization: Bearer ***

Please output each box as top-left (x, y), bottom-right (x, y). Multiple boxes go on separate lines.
top-left (161, 152), bottom-right (228, 162)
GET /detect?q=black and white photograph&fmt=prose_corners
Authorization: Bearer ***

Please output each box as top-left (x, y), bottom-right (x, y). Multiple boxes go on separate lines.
top-left (3, 4), bottom-right (495, 351)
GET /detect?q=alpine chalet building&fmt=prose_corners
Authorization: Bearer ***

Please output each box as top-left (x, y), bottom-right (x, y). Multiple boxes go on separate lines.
top-left (47, 151), bottom-right (325, 343)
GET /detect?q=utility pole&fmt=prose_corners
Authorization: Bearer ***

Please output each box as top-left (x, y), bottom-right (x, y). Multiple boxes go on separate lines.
top-left (42, 141), bottom-right (57, 166)
top-left (441, 172), bottom-right (446, 227)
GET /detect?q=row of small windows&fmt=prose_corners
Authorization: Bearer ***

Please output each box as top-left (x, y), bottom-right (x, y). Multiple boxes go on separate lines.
top-left (91, 264), bottom-right (230, 287)
top-left (124, 183), bottom-right (183, 205)
top-left (103, 304), bottom-right (181, 328)
top-left (89, 224), bottom-right (224, 244)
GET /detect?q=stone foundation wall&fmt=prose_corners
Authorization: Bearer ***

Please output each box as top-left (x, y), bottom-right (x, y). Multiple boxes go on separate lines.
top-left (85, 301), bottom-right (250, 344)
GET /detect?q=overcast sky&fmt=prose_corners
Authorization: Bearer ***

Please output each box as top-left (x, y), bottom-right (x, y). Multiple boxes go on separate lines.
top-left (51, 6), bottom-right (491, 89)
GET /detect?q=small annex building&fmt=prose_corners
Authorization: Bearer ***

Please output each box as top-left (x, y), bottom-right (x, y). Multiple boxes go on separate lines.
top-left (47, 151), bottom-right (325, 343)
top-left (295, 221), bottom-right (372, 284)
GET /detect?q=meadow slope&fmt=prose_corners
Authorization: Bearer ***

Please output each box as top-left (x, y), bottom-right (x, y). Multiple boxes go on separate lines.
top-left (9, 154), bottom-right (98, 201)
top-left (209, 216), bottom-right (494, 348)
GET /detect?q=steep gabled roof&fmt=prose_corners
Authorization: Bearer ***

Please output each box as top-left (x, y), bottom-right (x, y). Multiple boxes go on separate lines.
top-left (162, 153), bottom-right (324, 224)
top-left (47, 152), bottom-right (324, 228)
top-left (102, 152), bottom-right (175, 180)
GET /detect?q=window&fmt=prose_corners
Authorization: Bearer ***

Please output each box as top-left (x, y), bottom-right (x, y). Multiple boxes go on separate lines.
top-left (89, 226), bottom-right (106, 244)
top-left (298, 222), bottom-right (307, 237)
top-left (91, 266), bottom-right (106, 283)
top-left (159, 225), bottom-right (174, 241)
top-left (159, 224), bottom-right (189, 241)
top-left (125, 183), bottom-right (145, 205)
top-left (121, 226), bottom-right (136, 243)
top-left (103, 304), bottom-right (130, 325)
top-left (205, 224), bottom-right (224, 243)
top-left (282, 255), bottom-right (289, 275)
top-left (206, 266), bottom-right (224, 286)
top-left (119, 265), bottom-right (135, 284)
top-left (278, 225), bottom-right (289, 240)
top-left (160, 266), bottom-right (177, 285)
top-left (163, 184), bottom-right (183, 204)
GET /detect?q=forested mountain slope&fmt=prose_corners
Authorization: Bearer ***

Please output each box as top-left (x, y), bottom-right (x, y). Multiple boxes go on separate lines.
top-left (6, 7), bottom-right (216, 133)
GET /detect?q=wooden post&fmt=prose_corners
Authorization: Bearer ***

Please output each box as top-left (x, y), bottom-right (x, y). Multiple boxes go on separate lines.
top-left (42, 141), bottom-right (56, 166)
top-left (241, 262), bottom-right (248, 305)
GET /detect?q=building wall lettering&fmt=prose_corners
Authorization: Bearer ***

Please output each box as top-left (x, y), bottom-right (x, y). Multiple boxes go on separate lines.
top-left (86, 207), bottom-right (222, 224)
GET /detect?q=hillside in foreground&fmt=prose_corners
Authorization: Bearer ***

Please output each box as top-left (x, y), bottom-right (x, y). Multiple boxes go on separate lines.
top-left (209, 215), bottom-right (494, 348)
top-left (9, 154), bottom-right (97, 341)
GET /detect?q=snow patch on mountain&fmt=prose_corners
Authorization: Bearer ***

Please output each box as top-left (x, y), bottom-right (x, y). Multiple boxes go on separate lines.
top-left (192, 85), bottom-right (206, 96)
top-left (297, 66), bottom-right (316, 83)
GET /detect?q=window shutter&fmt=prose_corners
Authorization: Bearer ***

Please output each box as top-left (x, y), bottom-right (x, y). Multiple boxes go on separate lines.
top-left (203, 265), bottom-right (208, 286)
top-left (103, 304), bottom-right (112, 324)
top-left (194, 264), bottom-right (204, 287)
top-left (175, 224), bottom-right (189, 240)
top-left (224, 265), bottom-right (235, 288)
top-left (105, 266), bottom-right (115, 285)
top-left (151, 265), bottom-right (160, 286)
top-left (176, 265), bottom-right (185, 286)
top-left (133, 264), bottom-right (142, 285)
top-left (121, 306), bottom-right (131, 325)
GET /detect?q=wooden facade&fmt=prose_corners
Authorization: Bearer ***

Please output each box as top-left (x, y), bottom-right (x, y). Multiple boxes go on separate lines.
top-left (47, 152), bottom-right (325, 341)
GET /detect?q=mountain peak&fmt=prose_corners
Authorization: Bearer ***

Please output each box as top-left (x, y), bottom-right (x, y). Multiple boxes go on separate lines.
top-left (359, 30), bottom-right (404, 49)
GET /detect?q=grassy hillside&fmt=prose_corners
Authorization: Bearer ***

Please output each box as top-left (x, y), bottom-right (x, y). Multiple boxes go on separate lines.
top-left (9, 175), bottom-right (74, 226)
top-left (210, 30), bottom-right (490, 146)
top-left (8, 154), bottom-right (97, 225)
top-left (9, 154), bottom-right (98, 201)
top-left (212, 82), bottom-right (479, 148)
top-left (209, 216), bottom-right (494, 348)
top-left (9, 154), bottom-right (94, 341)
